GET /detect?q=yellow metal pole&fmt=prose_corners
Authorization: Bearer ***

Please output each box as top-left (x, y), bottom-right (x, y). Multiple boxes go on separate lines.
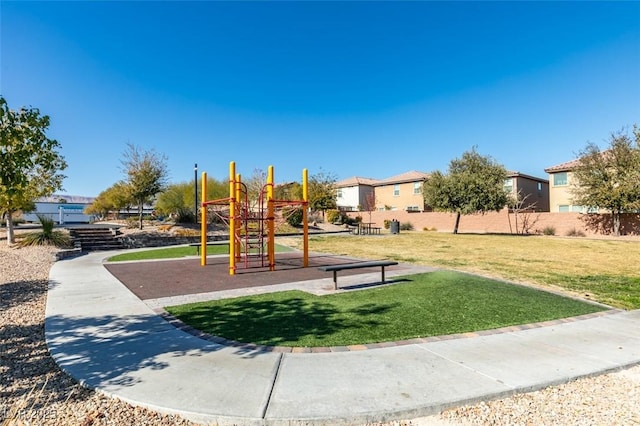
top-left (267, 165), bottom-right (275, 270)
top-left (302, 168), bottom-right (309, 267)
top-left (229, 161), bottom-right (236, 276)
top-left (200, 172), bottom-right (207, 266)
top-left (235, 173), bottom-right (242, 262)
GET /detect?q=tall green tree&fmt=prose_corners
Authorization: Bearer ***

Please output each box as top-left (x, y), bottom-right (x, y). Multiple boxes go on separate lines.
top-left (121, 143), bottom-right (169, 229)
top-left (155, 177), bottom-right (226, 222)
top-left (85, 181), bottom-right (133, 220)
top-left (274, 181), bottom-right (303, 201)
top-left (423, 148), bottom-right (508, 234)
top-left (307, 170), bottom-right (337, 218)
top-left (0, 96), bottom-right (67, 245)
top-left (571, 126), bottom-right (640, 236)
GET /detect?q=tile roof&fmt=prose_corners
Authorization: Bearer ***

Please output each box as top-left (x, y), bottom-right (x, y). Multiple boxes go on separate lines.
top-left (335, 176), bottom-right (380, 187)
top-left (544, 158), bottom-right (581, 173)
top-left (375, 170), bottom-right (430, 185)
top-left (506, 171), bottom-right (549, 183)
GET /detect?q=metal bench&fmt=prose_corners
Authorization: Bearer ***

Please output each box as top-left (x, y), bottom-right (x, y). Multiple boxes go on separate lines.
top-left (318, 260), bottom-right (399, 290)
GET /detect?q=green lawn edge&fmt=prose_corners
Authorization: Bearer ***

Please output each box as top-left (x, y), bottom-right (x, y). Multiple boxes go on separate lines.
top-left (165, 270), bottom-right (608, 348)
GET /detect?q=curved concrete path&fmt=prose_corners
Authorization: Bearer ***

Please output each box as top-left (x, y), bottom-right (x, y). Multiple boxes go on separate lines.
top-left (46, 251), bottom-right (640, 425)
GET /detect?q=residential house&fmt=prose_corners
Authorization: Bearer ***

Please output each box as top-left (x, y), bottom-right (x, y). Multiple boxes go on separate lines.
top-left (544, 158), bottom-right (589, 212)
top-left (504, 171), bottom-right (550, 212)
top-left (335, 176), bottom-right (378, 211)
top-left (373, 171), bottom-right (430, 212)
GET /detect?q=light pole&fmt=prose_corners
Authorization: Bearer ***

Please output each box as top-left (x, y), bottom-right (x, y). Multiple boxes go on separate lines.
top-left (194, 163), bottom-right (198, 222)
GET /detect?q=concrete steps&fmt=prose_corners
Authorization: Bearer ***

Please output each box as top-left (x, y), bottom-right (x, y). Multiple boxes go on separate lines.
top-left (69, 227), bottom-right (124, 251)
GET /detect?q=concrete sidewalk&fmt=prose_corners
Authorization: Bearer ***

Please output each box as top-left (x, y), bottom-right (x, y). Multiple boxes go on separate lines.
top-left (46, 251), bottom-right (640, 425)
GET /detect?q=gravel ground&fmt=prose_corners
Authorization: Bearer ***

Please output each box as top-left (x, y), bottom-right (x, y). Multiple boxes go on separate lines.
top-left (1, 243), bottom-right (639, 425)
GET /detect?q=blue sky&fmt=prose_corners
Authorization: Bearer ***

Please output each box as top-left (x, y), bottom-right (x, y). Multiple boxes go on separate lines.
top-left (2, 1), bottom-right (639, 197)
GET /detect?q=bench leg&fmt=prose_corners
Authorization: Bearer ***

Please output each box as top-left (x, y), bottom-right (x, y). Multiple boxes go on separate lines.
top-left (333, 270), bottom-right (338, 290)
top-left (381, 266), bottom-right (386, 283)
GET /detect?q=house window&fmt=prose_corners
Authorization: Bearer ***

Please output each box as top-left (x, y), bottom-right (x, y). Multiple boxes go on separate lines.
top-left (393, 184), bottom-right (400, 196)
top-left (413, 182), bottom-right (422, 195)
top-left (503, 178), bottom-right (514, 193)
top-left (406, 205), bottom-right (420, 212)
top-left (572, 205), bottom-right (584, 213)
top-left (558, 205), bottom-right (570, 212)
top-left (553, 172), bottom-right (568, 186)
top-left (336, 189), bottom-right (343, 198)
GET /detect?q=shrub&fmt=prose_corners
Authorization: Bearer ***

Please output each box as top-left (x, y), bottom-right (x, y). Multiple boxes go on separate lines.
top-left (384, 219), bottom-right (391, 229)
top-left (17, 214), bottom-right (72, 248)
top-left (423, 227), bottom-right (437, 232)
top-left (283, 206), bottom-right (303, 227)
top-left (354, 215), bottom-right (363, 223)
top-left (326, 209), bottom-right (341, 224)
top-left (174, 229), bottom-right (199, 237)
top-left (308, 211), bottom-right (324, 224)
top-left (542, 226), bottom-right (556, 236)
top-left (175, 208), bottom-right (196, 224)
top-left (566, 228), bottom-right (586, 237)
top-left (400, 222), bottom-right (414, 231)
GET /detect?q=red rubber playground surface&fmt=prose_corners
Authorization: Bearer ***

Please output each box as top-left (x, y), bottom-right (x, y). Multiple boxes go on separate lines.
top-left (104, 252), bottom-right (407, 301)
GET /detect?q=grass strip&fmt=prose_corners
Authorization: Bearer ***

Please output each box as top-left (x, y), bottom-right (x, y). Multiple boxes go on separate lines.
top-left (165, 270), bottom-right (607, 347)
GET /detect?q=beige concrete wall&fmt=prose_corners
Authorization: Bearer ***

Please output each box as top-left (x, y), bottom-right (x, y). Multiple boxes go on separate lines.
top-left (346, 209), bottom-right (640, 236)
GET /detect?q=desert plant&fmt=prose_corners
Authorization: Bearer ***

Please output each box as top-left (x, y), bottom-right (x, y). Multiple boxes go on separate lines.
top-left (400, 222), bottom-right (414, 231)
top-left (566, 228), bottom-right (586, 237)
top-left (326, 209), bottom-right (341, 224)
top-left (174, 229), bottom-right (199, 237)
top-left (282, 206), bottom-right (303, 227)
top-left (542, 226), bottom-right (556, 236)
top-left (17, 214), bottom-right (71, 248)
top-left (175, 208), bottom-right (197, 224)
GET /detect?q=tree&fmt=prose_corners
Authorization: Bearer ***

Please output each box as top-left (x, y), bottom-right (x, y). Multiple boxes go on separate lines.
top-left (570, 126), bottom-right (640, 236)
top-left (423, 148), bottom-right (508, 234)
top-left (0, 96), bottom-right (67, 245)
top-left (155, 177), bottom-right (226, 222)
top-left (507, 189), bottom-right (540, 235)
top-left (362, 190), bottom-right (377, 223)
top-left (274, 181), bottom-right (302, 200)
top-left (85, 182), bottom-right (133, 220)
top-left (307, 170), bottom-right (337, 217)
top-left (244, 168), bottom-right (268, 210)
top-left (120, 143), bottom-right (169, 229)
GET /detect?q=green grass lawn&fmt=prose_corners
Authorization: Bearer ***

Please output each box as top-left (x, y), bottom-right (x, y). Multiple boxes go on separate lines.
top-left (165, 270), bottom-right (607, 347)
top-left (106, 243), bottom-right (294, 262)
top-left (278, 233), bottom-right (640, 310)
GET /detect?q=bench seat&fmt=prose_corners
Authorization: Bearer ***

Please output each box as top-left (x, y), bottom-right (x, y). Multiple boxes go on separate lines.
top-left (318, 260), bottom-right (399, 290)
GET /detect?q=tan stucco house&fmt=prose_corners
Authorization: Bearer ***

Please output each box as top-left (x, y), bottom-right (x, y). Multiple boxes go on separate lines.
top-left (373, 171), bottom-right (430, 212)
top-left (544, 158), bottom-right (588, 212)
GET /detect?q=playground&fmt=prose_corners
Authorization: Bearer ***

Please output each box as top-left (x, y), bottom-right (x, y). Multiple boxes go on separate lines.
top-left (104, 251), bottom-right (410, 301)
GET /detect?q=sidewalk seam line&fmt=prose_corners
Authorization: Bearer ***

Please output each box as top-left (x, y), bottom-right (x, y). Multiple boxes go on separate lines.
top-left (261, 352), bottom-right (284, 420)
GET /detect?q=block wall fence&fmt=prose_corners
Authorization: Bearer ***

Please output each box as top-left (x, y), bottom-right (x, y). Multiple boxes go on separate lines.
top-left (345, 209), bottom-right (640, 237)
